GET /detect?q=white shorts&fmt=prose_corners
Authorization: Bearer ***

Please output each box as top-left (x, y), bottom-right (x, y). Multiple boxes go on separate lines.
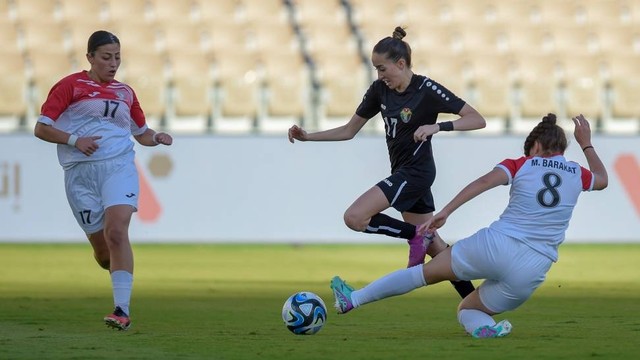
top-left (451, 227), bottom-right (553, 313)
top-left (64, 152), bottom-right (139, 234)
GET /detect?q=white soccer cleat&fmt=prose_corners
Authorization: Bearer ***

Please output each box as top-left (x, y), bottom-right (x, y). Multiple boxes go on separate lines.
top-left (472, 319), bottom-right (512, 338)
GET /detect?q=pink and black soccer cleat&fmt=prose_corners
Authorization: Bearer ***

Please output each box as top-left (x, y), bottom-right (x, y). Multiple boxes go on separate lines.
top-left (407, 232), bottom-right (434, 267)
top-left (104, 306), bottom-right (131, 331)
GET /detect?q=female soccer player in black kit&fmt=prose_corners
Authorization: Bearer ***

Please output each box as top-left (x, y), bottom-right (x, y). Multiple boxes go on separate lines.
top-left (288, 27), bottom-right (485, 299)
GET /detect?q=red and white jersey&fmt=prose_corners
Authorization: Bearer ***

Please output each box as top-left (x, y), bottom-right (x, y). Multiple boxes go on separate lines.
top-left (490, 154), bottom-right (595, 261)
top-left (38, 71), bottom-right (147, 169)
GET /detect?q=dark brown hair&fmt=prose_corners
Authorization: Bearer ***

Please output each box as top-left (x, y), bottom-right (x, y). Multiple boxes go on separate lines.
top-left (372, 26), bottom-right (412, 68)
top-left (523, 113), bottom-right (568, 156)
top-left (87, 30), bottom-right (120, 55)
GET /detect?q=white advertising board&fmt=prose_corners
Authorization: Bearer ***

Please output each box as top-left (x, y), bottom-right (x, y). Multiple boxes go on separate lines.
top-left (1, 134), bottom-right (638, 243)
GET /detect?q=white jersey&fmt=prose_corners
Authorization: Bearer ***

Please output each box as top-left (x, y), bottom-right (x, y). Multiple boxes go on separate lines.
top-left (38, 71), bottom-right (148, 170)
top-left (490, 154), bottom-right (594, 261)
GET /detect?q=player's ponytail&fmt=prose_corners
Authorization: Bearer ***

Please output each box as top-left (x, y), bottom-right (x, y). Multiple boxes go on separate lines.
top-left (524, 113), bottom-right (567, 156)
top-left (373, 26), bottom-right (412, 68)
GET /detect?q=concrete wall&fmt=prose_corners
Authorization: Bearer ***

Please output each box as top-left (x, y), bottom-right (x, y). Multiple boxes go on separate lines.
top-left (1, 133), bottom-right (639, 243)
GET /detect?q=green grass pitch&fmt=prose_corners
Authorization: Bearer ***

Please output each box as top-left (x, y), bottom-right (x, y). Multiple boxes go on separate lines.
top-left (1, 243), bottom-right (639, 359)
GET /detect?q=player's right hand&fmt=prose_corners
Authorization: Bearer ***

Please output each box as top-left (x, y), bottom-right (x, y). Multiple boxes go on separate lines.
top-left (288, 125), bottom-right (308, 143)
top-left (76, 136), bottom-right (102, 156)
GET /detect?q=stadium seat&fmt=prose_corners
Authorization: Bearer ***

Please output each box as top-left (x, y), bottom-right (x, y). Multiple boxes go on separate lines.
top-left (0, 50), bottom-right (28, 132)
top-left (25, 49), bottom-right (76, 128)
top-left (153, 0), bottom-right (199, 24)
top-left (349, 0), bottom-right (402, 22)
top-left (561, 55), bottom-right (607, 129)
top-left (13, 0), bottom-right (62, 23)
top-left (564, 78), bottom-right (605, 130)
top-left (198, 0), bottom-right (243, 24)
top-left (240, 0), bottom-right (289, 24)
top-left (533, 0), bottom-right (589, 26)
top-left (166, 50), bottom-right (213, 133)
top-left (207, 21), bottom-right (254, 59)
top-left (18, 19), bottom-right (70, 53)
top-left (416, 0), bottom-right (504, 26)
top-left (0, 0), bottom-right (13, 21)
top-left (291, 0), bottom-right (347, 27)
top-left (119, 49), bottom-right (169, 130)
top-left (512, 80), bottom-right (563, 134)
top-left (582, 0), bottom-right (634, 26)
top-left (67, 21), bottom-right (119, 57)
top-left (593, 24), bottom-right (640, 55)
top-left (467, 54), bottom-right (517, 134)
top-left (158, 20), bottom-right (211, 55)
top-left (60, 0), bottom-right (109, 24)
top-left (109, 22), bottom-right (162, 55)
top-left (419, 51), bottom-right (471, 96)
top-left (316, 53), bottom-right (368, 131)
top-left (603, 53), bottom-right (639, 82)
top-left (0, 21), bottom-right (21, 53)
top-left (258, 52), bottom-right (311, 134)
top-left (505, 25), bottom-right (556, 55)
top-left (604, 77), bottom-right (640, 134)
top-left (3, 0), bottom-right (639, 137)
top-left (299, 18), bottom-right (358, 57)
top-left (106, 0), bottom-right (155, 24)
top-left (548, 26), bottom-right (601, 56)
top-left (410, 27), bottom-right (464, 58)
top-left (356, 21), bottom-right (413, 61)
top-left (470, 78), bottom-right (513, 135)
top-left (510, 54), bottom-right (564, 134)
top-left (246, 21), bottom-right (300, 59)
top-left (211, 55), bottom-right (260, 134)
top-left (458, 26), bottom-right (510, 54)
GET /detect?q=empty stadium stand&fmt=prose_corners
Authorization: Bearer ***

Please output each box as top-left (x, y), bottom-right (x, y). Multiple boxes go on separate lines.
top-left (0, 0), bottom-right (638, 135)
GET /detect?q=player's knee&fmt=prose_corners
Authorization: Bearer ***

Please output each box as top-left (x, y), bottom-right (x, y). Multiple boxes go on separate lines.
top-left (104, 225), bottom-right (128, 245)
top-left (343, 211), bottom-right (366, 231)
top-left (427, 236), bottom-right (448, 258)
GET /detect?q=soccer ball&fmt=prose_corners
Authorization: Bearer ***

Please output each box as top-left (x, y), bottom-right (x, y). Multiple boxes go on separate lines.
top-left (281, 291), bottom-right (327, 335)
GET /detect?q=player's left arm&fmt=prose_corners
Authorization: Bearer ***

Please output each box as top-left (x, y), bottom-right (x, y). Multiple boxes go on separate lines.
top-left (450, 103), bottom-right (486, 131)
top-left (129, 91), bottom-right (172, 146)
top-left (413, 103), bottom-right (486, 142)
top-left (134, 128), bottom-right (173, 146)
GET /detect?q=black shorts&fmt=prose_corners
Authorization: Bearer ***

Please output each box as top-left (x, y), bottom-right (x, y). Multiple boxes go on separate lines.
top-left (376, 167), bottom-right (436, 214)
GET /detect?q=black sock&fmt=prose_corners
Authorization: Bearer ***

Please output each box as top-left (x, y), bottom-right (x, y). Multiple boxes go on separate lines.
top-left (363, 213), bottom-right (416, 240)
top-left (450, 280), bottom-right (475, 298)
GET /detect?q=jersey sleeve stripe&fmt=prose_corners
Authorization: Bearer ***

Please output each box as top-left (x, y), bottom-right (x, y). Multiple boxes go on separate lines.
top-left (37, 115), bottom-right (55, 125)
top-left (495, 164), bottom-right (514, 184)
top-left (580, 166), bottom-right (595, 191)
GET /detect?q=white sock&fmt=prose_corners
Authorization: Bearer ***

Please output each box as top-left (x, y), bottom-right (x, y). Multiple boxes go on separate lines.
top-left (458, 309), bottom-right (496, 335)
top-left (111, 270), bottom-right (133, 316)
top-left (352, 265), bottom-right (426, 308)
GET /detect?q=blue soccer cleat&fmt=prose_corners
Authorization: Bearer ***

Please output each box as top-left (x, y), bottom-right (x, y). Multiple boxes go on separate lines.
top-left (330, 276), bottom-right (355, 314)
top-left (472, 319), bottom-right (512, 338)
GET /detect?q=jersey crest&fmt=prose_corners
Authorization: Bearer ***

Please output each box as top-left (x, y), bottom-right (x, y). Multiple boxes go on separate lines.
top-left (400, 107), bottom-right (412, 123)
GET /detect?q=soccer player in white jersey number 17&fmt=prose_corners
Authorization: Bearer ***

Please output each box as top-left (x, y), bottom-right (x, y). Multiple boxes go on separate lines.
top-left (34, 30), bottom-right (173, 331)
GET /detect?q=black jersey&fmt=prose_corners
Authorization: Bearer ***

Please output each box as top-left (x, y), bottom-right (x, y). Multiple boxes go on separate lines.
top-left (356, 74), bottom-right (465, 174)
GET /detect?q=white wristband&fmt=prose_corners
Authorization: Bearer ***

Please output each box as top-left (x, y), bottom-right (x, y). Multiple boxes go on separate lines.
top-left (67, 134), bottom-right (78, 147)
top-left (152, 132), bottom-right (159, 145)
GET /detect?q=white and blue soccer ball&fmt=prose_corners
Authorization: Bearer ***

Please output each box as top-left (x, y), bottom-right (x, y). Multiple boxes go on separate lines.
top-left (281, 291), bottom-right (327, 335)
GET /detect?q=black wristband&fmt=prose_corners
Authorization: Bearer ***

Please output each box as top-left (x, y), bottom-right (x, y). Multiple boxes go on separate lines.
top-left (582, 145), bottom-right (594, 151)
top-left (438, 121), bottom-right (454, 132)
